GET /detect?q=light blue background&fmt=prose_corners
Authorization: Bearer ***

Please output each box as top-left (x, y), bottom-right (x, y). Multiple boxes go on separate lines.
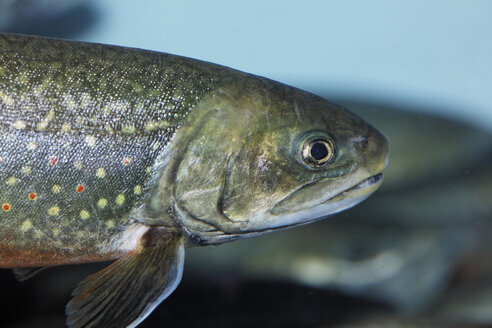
top-left (82, 1), bottom-right (492, 131)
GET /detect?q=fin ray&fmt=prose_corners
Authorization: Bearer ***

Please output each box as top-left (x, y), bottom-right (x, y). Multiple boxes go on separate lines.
top-left (66, 228), bottom-right (184, 328)
top-left (13, 267), bottom-right (48, 281)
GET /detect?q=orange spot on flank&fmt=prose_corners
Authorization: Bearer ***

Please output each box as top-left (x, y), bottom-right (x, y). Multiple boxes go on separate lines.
top-left (122, 157), bottom-right (132, 166)
top-left (28, 192), bottom-right (37, 200)
top-left (76, 184), bottom-right (85, 193)
top-left (49, 157), bottom-right (58, 166)
top-left (2, 203), bottom-right (11, 211)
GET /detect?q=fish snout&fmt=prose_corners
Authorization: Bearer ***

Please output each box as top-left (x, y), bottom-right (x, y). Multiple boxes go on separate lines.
top-left (369, 126), bottom-right (390, 175)
top-left (353, 124), bottom-right (390, 177)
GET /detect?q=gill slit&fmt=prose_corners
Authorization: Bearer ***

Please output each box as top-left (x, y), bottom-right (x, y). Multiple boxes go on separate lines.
top-left (216, 153), bottom-right (235, 223)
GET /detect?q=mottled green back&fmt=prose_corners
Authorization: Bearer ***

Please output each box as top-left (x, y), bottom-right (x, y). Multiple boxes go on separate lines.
top-left (0, 33), bottom-right (233, 262)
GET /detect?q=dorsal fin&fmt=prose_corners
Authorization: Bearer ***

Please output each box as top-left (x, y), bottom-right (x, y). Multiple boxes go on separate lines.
top-left (66, 228), bottom-right (184, 328)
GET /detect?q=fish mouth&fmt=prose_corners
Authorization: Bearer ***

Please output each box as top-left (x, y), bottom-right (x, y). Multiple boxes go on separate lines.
top-left (271, 172), bottom-right (384, 216)
top-left (340, 172), bottom-right (383, 196)
top-left (245, 172), bottom-right (383, 235)
top-left (314, 172), bottom-right (384, 210)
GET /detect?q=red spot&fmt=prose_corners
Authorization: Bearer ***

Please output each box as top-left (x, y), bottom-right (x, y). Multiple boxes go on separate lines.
top-left (2, 203), bottom-right (11, 211)
top-left (76, 184), bottom-right (85, 193)
top-left (122, 157), bottom-right (131, 166)
top-left (28, 192), bottom-right (37, 200)
top-left (128, 250), bottom-right (136, 256)
top-left (49, 157), bottom-right (58, 166)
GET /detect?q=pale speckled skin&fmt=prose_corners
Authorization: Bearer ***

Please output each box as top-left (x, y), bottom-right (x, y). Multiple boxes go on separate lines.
top-left (0, 33), bottom-right (240, 266)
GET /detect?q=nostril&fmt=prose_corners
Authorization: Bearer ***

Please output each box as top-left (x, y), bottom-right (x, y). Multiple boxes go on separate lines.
top-left (351, 135), bottom-right (368, 147)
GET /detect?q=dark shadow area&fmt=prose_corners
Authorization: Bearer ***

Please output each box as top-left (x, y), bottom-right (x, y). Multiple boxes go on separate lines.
top-left (1, 2), bottom-right (99, 39)
top-left (143, 275), bottom-right (389, 328)
top-left (1, 263), bottom-right (391, 328)
top-left (1, 263), bottom-right (482, 328)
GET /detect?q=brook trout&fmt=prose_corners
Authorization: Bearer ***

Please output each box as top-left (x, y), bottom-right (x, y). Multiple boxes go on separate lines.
top-left (0, 33), bottom-right (389, 328)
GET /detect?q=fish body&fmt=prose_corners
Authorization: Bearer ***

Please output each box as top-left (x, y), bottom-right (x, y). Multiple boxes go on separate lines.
top-left (0, 33), bottom-right (232, 267)
top-left (0, 33), bottom-right (389, 327)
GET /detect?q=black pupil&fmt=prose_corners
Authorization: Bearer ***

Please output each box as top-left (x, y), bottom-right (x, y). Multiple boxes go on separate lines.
top-left (310, 142), bottom-right (328, 161)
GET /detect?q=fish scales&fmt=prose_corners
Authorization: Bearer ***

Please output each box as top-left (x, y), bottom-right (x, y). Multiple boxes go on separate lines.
top-left (0, 33), bottom-right (389, 328)
top-left (0, 33), bottom-right (234, 266)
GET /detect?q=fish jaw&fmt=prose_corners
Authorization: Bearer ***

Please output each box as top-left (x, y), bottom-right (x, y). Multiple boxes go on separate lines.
top-left (259, 173), bottom-right (384, 231)
top-left (172, 173), bottom-right (384, 244)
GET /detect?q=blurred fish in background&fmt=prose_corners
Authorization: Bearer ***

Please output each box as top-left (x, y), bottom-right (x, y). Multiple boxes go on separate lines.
top-left (0, 0), bottom-right (98, 38)
top-left (1, 1), bottom-right (491, 327)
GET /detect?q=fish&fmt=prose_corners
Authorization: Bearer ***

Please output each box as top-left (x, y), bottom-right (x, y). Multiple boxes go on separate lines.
top-left (0, 33), bottom-right (389, 328)
top-left (0, 0), bottom-right (87, 33)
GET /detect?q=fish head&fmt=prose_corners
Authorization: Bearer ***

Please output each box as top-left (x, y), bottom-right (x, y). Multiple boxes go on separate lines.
top-left (172, 78), bottom-right (389, 244)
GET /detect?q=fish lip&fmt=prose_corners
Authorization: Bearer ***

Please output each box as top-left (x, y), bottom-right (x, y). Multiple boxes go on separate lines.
top-left (271, 172), bottom-right (384, 215)
top-left (289, 171), bottom-right (384, 213)
top-left (319, 172), bottom-right (383, 206)
top-left (340, 172), bottom-right (384, 195)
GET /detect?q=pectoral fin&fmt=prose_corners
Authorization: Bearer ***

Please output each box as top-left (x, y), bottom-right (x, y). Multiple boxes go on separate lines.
top-left (66, 228), bottom-right (184, 328)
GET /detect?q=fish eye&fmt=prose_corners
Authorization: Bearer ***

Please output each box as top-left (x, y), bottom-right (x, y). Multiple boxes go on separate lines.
top-left (302, 138), bottom-right (335, 167)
